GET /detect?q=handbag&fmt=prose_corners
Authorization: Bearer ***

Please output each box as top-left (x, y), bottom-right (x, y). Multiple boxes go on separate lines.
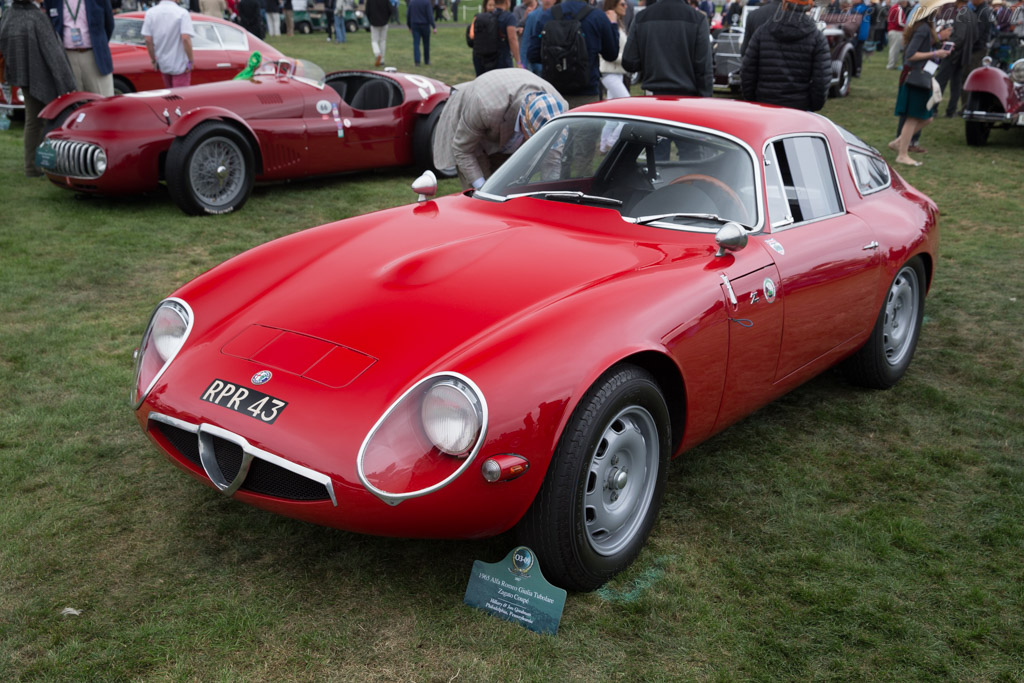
top-left (904, 67), bottom-right (933, 90)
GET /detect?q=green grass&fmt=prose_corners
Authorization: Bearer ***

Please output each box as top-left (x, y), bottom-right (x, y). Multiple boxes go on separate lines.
top-left (1, 29), bottom-right (1022, 681)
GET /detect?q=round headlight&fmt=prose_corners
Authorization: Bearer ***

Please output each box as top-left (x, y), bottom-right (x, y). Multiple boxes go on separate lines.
top-left (132, 298), bottom-right (192, 407)
top-left (17, 88), bottom-right (25, 104)
top-left (421, 379), bottom-right (482, 456)
top-left (95, 149), bottom-right (107, 175)
top-left (1011, 60), bottom-right (1024, 84)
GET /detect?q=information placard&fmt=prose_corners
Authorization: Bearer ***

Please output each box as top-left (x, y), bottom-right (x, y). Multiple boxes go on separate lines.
top-left (463, 546), bottom-right (567, 635)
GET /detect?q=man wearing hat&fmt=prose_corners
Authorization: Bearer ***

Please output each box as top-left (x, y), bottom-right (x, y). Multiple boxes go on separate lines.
top-left (432, 68), bottom-right (567, 191)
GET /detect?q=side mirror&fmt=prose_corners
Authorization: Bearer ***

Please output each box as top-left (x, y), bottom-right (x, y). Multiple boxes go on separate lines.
top-left (714, 222), bottom-right (748, 257)
top-left (412, 170), bottom-right (437, 202)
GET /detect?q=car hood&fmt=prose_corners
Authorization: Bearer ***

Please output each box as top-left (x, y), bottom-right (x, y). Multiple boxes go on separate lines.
top-left (122, 78), bottom-right (308, 121)
top-left (176, 194), bottom-right (719, 389)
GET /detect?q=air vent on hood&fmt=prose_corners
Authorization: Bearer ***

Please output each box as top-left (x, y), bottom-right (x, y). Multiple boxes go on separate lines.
top-left (222, 325), bottom-right (376, 388)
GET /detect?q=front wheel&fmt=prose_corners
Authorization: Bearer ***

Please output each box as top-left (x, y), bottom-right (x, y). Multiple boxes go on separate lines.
top-left (166, 122), bottom-right (254, 215)
top-left (965, 120), bottom-right (990, 146)
top-left (842, 257), bottom-right (926, 389)
top-left (516, 365), bottom-right (670, 592)
top-left (345, 19), bottom-right (357, 32)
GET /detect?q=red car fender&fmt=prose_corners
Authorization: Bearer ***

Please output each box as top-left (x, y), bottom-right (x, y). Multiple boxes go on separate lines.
top-left (963, 66), bottom-right (1016, 110)
top-left (167, 106), bottom-right (264, 171)
top-left (39, 91), bottom-right (104, 120)
top-left (411, 91), bottom-right (449, 117)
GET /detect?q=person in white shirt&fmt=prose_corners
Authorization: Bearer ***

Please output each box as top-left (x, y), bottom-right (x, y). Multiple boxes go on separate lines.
top-left (142, 0), bottom-right (195, 87)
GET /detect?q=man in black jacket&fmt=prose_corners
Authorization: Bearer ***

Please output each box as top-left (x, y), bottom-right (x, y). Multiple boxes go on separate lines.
top-left (621, 0), bottom-right (712, 96)
top-left (740, 0), bottom-right (782, 56)
top-left (740, 0), bottom-right (830, 110)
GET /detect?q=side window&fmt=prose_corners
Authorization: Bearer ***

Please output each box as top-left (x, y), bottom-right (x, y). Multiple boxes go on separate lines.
top-left (849, 151), bottom-right (890, 195)
top-left (215, 24), bottom-right (249, 50)
top-left (766, 136), bottom-right (842, 225)
top-left (192, 22), bottom-right (221, 49)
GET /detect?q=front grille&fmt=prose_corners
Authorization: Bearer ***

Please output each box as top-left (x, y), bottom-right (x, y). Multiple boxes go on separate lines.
top-left (241, 458), bottom-right (331, 501)
top-left (48, 139), bottom-right (105, 178)
top-left (150, 416), bottom-right (333, 504)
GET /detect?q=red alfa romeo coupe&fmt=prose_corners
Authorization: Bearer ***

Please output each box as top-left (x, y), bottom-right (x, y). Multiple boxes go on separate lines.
top-left (132, 97), bottom-right (938, 591)
top-left (36, 62), bottom-right (450, 214)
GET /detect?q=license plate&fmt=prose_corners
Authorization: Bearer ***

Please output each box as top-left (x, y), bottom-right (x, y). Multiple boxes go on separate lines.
top-left (200, 379), bottom-right (288, 424)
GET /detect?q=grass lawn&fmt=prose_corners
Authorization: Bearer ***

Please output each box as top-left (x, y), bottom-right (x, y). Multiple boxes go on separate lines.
top-left (1, 26), bottom-right (1022, 681)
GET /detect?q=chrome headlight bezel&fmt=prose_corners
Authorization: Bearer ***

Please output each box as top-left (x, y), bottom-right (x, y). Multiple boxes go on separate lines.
top-left (357, 372), bottom-right (488, 505)
top-left (1011, 59), bottom-right (1024, 85)
top-left (131, 298), bottom-right (193, 408)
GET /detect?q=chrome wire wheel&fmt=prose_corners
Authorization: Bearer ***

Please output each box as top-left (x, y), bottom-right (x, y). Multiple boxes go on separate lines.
top-left (882, 264), bottom-right (920, 367)
top-left (584, 405), bottom-right (660, 557)
top-left (188, 136), bottom-right (246, 209)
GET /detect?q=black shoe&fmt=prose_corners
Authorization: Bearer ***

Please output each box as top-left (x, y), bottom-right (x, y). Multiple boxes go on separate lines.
top-left (944, 111), bottom-right (955, 118)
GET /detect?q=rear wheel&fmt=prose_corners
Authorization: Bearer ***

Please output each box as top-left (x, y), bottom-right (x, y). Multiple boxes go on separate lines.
top-left (516, 365), bottom-right (670, 592)
top-left (297, 21), bottom-right (312, 34)
top-left (842, 257), bottom-right (926, 389)
top-left (412, 100), bottom-right (456, 178)
top-left (166, 122), bottom-right (254, 215)
top-left (112, 77), bottom-right (134, 96)
top-left (830, 55), bottom-right (852, 98)
top-left (346, 19), bottom-right (357, 33)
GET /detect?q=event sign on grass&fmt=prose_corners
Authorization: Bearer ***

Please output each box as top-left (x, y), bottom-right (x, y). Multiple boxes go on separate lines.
top-left (464, 546), bottom-right (567, 635)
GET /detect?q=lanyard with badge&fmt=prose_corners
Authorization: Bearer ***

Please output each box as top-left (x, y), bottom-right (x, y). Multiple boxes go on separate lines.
top-left (65, 0), bottom-right (85, 47)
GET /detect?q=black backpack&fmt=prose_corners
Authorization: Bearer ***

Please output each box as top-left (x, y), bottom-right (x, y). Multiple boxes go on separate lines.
top-left (540, 4), bottom-right (594, 96)
top-left (471, 10), bottom-right (504, 72)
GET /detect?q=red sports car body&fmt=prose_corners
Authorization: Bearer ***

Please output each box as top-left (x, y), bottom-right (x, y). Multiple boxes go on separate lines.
top-left (132, 97), bottom-right (938, 590)
top-left (0, 12), bottom-right (287, 113)
top-left (37, 64), bottom-right (449, 214)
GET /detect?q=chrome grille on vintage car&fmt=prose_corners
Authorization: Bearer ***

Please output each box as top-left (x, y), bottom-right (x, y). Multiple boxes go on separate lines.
top-left (48, 139), bottom-right (105, 178)
top-left (150, 415), bottom-right (336, 504)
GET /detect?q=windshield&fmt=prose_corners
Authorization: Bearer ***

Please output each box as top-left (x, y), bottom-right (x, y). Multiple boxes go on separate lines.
top-left (479, 115), bottom-right (759, 231)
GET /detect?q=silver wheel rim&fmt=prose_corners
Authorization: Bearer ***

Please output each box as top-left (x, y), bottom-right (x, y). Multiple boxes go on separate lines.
top-left (583, 405), bottom-right (659, 556)
top-left (189, 135), bottom-right (245, 208)
top-left (882, 265), bottom-right (920, 367)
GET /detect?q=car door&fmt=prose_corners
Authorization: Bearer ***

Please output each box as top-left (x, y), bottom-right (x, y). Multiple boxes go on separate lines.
top-left (760, 134), bottom-right (882, 382)
top-left (189, 20), bottom-right (239, 84)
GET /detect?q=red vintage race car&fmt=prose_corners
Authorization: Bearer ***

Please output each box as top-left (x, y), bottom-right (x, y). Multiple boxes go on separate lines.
top-left (132, 97), bottom-right (938, 591)
top-left (36, 62), bottom-right (450, 214)
top-left (961, 57), bottom-right (1024, 146)
top-left (0, 12), bottom-right (288, 113)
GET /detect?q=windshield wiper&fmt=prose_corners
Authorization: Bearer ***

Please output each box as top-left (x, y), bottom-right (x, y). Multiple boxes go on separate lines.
top-left (629, 212), bottom-right (735, 226)
top-left (505, 190), bottom-right (623, 206)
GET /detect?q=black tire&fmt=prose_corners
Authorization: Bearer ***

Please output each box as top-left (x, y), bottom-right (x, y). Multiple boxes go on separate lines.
top-left (965, 121), bottom-right (990, 146)
top-left (412, 100), bottom-right (457, 178)
top-left (112, 77), bottom-right (134, 96)
top-left (345, 19), bottom-right (357, 33)
top-left (830, 55), bottom-right (852, 98)
top-left (166, 122), bottom-right (255, 216)
top-left (516, 365), bottom-right (671, 592)
top-left (298, 21), bottom-right (312, 34)
top-left (842, 257), bottom-right (926, 389)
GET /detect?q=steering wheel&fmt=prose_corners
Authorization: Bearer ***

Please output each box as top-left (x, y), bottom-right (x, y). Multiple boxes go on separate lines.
top-left (668, 174), bottom-right (750, 225)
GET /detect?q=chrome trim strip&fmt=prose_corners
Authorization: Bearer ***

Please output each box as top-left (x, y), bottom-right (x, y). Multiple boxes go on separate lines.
top-left (356, 371), bottom-right (488, 507)
top-left (148, 412), bottom-right (338, 506)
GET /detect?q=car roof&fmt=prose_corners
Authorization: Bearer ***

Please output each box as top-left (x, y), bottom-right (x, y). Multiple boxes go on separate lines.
top-left (569, 96), bottom-right (835, 150)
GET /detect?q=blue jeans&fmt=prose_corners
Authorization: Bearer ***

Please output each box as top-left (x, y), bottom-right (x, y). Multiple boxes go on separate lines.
top-left (411, 24), bottom-right (431, 65)
top-left (334, 13), bottom-right (346, 42)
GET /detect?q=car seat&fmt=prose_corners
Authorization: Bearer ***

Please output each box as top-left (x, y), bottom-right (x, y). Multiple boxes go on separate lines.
top-left (350, 80), bottom-right (399, 110)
